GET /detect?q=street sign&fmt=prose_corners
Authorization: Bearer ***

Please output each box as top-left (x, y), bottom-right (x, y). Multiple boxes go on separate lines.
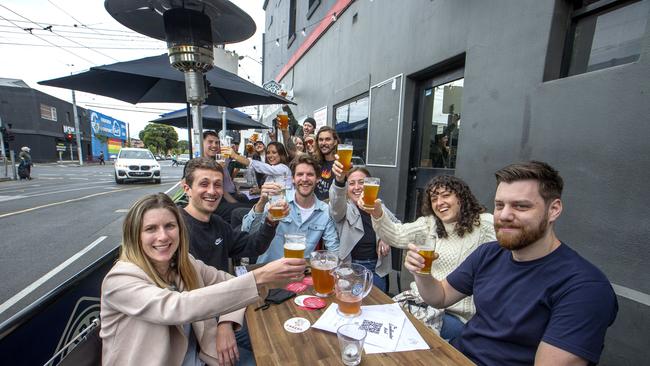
top-left (56, 144), bottom-right (66, 152)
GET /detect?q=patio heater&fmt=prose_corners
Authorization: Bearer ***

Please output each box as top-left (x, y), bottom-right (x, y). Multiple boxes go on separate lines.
top-left (105, 0), bottom-right (255, 157)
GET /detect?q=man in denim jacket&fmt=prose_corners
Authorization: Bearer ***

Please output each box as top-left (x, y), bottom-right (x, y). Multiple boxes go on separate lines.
top-left (242, 154), bottom-right (339, 263)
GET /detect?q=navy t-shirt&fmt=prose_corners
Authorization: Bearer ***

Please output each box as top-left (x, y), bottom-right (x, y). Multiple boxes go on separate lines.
top-left (447, 242), bottom-right (617, 366)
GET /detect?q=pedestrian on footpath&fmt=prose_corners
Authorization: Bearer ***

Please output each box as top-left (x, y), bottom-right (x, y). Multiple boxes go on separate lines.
top-left (99, 151), bottom-right (105, 165)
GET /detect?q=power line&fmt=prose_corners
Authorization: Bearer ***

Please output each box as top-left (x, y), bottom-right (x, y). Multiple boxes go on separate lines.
top-left (0, 28), bottom-right (163, 43)
top-left (47, 0), bottom-right (97, 34)
top-left (81, 104), bottom-right (172, 114)
top-left (0, 17), bottom-right (153, 36)
top-left (0, 40), bottom-right (165, 50)
top-left (0, 14), bottom-right (95, 65)
top-left (0, 3), bottom-right (119, 62)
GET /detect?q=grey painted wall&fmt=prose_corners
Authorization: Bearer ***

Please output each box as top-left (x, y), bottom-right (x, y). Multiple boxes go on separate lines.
top-left (0, 85), bottom-right (91, 162)
top-left (263, 0), bottom-right (650, 364)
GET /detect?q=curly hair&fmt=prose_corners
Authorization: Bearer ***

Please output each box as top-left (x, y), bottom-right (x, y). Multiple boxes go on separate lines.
top-left (420, 175), bottom-right (485, 238)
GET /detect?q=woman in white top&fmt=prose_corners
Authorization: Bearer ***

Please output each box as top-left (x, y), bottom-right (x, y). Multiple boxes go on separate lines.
top-left (230, 141), bottom-right (292, 187)
top-left (360, 175), bottom-right (496, 341)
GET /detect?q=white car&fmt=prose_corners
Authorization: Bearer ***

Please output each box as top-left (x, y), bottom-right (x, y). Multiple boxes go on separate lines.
top-left (177, 154), bottom-right (190, 165)
top-left (114, 148), bottom-right (161, 184)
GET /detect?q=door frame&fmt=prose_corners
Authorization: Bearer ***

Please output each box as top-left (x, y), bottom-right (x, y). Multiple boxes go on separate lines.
top-left (405, 67), bottom-right (464, 221)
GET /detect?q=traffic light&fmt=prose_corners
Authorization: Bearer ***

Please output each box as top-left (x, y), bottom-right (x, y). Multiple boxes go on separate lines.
top-left (66, 133), bottom-right (73, 141)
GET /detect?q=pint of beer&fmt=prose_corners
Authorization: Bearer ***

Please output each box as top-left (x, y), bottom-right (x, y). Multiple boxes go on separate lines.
top-left (414, 233), bottom-right (438, 274)
top-left (337, 144), bottom-right (353, 171)
top-left (310, 251), bottom-right (338, 297)
top-left (362, 177), bottom-right (380, 209)
top-left (284, 234), bottom-right (306, 258)
top-left (277, 111), bottom-right (289, 130)
top-left (220, 136), bottom-right (232, 158)
top-left (246, 142), bottom-right (254, 154)
top-left (268, 175), bottom-right (288, 221)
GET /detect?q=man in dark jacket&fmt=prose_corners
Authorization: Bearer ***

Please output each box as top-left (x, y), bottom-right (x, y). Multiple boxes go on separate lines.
top-left (181, 157), bottom-right (287, 365)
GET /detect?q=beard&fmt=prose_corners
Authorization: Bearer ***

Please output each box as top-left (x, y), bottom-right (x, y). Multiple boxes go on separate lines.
top-left (495, 214), bottom-right (548, 251)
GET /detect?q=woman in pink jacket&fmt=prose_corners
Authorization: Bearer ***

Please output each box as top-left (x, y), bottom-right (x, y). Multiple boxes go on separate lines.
top-left (100, 193), bottom-right (305, 365)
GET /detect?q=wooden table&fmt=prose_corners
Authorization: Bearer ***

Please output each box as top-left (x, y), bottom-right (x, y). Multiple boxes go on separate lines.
top-left (245, 283), bottom-right (474, 365)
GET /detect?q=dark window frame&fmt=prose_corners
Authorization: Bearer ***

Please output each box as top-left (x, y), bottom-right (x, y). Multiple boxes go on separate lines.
top-left (560, 0), bottom-right (646, 77)
top-left (288, 0), bottom-right (297, 48)
top-left (307, 0), bottom-right (321, 20)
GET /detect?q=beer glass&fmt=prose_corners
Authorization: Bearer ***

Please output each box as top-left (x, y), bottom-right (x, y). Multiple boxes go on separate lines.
top-left (337, 324), bottom-right (367, 366)
top-left (220, 136), bottom-right (232, 158)
top-left (334, 263), bottom-right (373, 317)
top-left (268, 175), bottom-right (288, 221)
top-left (245, 142), bottom-right (254, 154)
top-left (250, 133), bottom-right (259, 142)
top-left (310, 250), bottom-right (339, 297)
top-left (413, 233), bottom-right (438, 274)
top-left (337, 144), bottom-right (353, 172)
top-left (284, 234), bottom-right (306, 258)
top-left (277, 111), bottom-right (289, 130)
top-left (361, 177), bottom-right (380, 209)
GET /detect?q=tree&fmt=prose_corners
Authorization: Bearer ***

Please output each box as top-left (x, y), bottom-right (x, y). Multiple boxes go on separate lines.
top-left (176, 140), bottom-right (189, 153)
top-left (139, 123), bottom-right (178, 153)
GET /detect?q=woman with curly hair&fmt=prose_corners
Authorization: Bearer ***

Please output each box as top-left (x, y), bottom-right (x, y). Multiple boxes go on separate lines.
top-left (360, 175), bottom-right (495, 341)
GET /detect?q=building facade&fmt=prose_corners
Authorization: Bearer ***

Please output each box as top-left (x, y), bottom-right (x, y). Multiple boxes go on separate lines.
top-left (262, 0), bottom-right (650, 364)
top-left (0, 78), bottom-right (91, 162)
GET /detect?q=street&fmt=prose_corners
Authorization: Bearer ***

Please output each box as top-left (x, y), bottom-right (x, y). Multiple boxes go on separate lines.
top-left (0, 160), bottom-right (184, 322)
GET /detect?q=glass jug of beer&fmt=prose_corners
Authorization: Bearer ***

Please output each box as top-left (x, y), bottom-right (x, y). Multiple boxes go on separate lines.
top-left (334, 263), bottom-right (373, 317)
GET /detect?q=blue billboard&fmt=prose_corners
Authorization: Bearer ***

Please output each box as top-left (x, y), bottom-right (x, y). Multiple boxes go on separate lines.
top-left (89, 110), bottom-right (127, 159)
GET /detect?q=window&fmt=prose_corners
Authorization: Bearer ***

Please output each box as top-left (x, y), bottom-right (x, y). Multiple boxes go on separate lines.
top-left (563, 0), bottom-right (649, 77)
top-left (307, 0), bottom-right (321, 19)
top-left (335, 94), bottom-right (369, 161)
top-left (367, 75), bottom-right (403, 167)
top-left (288, 0), bottom-right (297, 47)
top-left (40, 104), bottom-right (57, 121)
top-left (418, 78), bottom-right (463, 169)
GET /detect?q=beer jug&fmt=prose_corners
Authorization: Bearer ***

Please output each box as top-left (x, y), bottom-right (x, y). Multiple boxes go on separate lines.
top-left (333, 263), bottom-right (373, 317)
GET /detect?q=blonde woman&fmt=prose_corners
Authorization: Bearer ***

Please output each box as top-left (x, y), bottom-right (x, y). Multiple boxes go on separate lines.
top-left (100, 193), bottom-right (305, 365)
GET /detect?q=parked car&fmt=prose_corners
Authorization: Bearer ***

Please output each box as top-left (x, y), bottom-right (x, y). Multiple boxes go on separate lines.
top-left (114, 148), bottom-right (161, 184)
top-left (177, 154), bottom-right (190, 165)
top-left (351, 156), bottom-right (366, 168)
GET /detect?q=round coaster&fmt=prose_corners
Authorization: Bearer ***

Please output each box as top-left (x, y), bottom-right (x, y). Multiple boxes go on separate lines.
top-left (301, 276), bottom-right (313, 286)
top-left (285, 282), bottom-right (308, 293)
top-left (284, 317), bottom-right (310, 333)
top-left (294, 295), bottom-right (312, 306)
top-left (303, 296), bottom-right (326, 309)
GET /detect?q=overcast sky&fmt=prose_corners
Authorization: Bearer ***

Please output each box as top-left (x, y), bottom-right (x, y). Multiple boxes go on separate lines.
top-left (0, 0), bottom-right (265, 138)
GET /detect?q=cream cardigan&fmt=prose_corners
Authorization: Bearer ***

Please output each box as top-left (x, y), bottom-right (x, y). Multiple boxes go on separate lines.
top-left (372, 212), bottom-right (496, 322)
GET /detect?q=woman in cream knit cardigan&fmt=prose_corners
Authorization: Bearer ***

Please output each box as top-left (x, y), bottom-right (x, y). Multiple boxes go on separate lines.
top-left (360, 175), bottom-right (495, 340)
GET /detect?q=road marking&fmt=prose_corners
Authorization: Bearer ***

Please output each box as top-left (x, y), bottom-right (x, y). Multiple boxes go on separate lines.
top-left (114, 209), bottom-right (128, 213)
top-left (24, 185), bottom-right (121, 198)
top-left (0, 236), bottom-right (108, 315)
top-left (0, 195), bottom-right (26, 202)
top-left (0, 187), bottom-right (140, 219)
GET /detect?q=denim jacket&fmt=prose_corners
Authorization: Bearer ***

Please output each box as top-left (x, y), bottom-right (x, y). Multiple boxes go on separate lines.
top-left (241, 189), bottom-right (339, 263)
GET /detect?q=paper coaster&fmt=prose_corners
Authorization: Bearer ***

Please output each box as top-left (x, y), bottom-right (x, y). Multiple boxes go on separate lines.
top-left (301, 276), bottom-right (313, 286)
top-left (294, 295), bottom-right (312, 307)
top-left (303, 296), bottom-right (326, 309)
top-left (285, 282), bottom-right (308, 293)
top-left (284, 317), bottom-right (310, 333)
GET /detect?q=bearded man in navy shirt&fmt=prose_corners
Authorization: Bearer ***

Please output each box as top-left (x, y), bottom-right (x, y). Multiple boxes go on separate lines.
top-left (404, 161), bottom-right (617, 366)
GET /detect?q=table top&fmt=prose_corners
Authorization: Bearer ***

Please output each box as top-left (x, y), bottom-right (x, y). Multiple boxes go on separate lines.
top-left (245, 282), bottom-right (474, 365)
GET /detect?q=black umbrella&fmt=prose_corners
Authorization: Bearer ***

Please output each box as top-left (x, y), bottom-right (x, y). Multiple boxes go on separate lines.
top-left (39, 54), bottom-right (292, 108)
top-left (152, 105), bottom-right (269, 130)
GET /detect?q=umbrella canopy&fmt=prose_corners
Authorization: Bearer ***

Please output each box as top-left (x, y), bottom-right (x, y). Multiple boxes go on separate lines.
top-left (39, 54), bottom-right (293, 108)
top-left (152, 106), bottom-right (269, 130)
